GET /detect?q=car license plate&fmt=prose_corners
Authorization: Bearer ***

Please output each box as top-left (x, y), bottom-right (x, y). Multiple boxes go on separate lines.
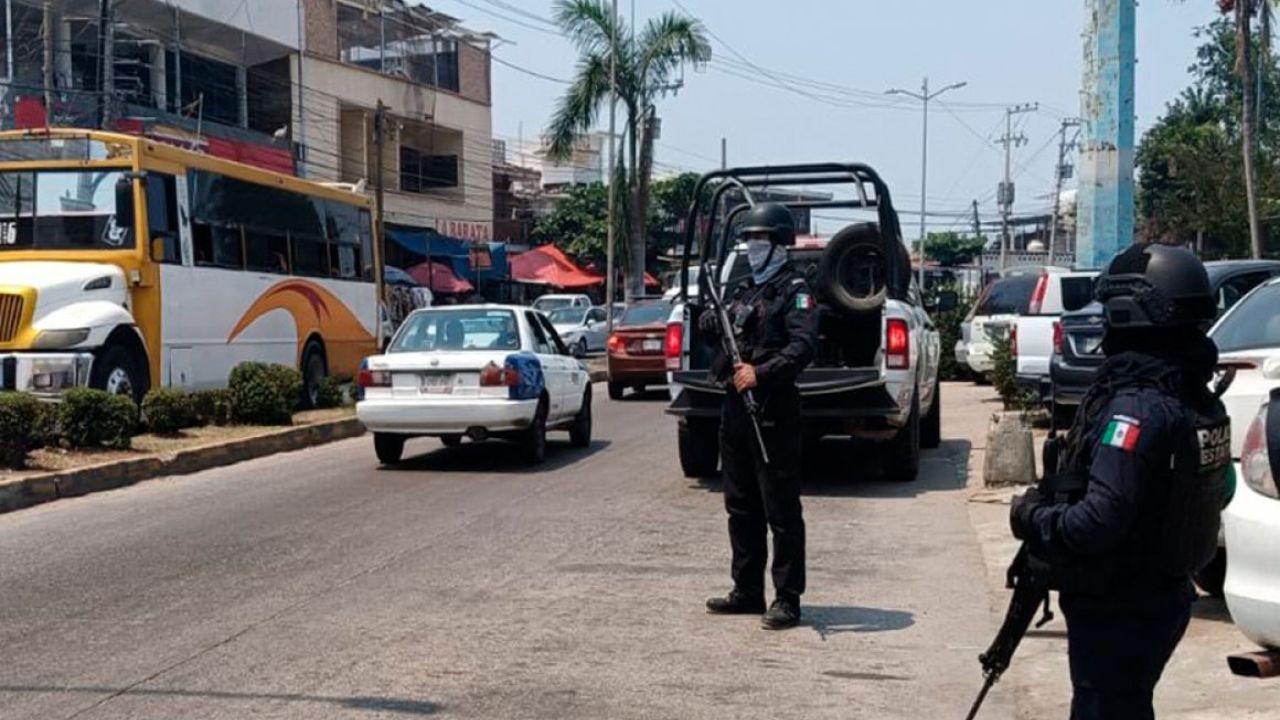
top-left (420, 373), bottom-right (455, 394)
top-left (642, 339), bottom-right (662, 352)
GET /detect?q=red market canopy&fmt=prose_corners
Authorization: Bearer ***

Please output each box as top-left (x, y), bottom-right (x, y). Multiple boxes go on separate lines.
top-left (644, 272), bottom-right (660, 288)
top-left (509, 245), bottom-right (603, 288)
top-left (407, 261), bottom-right (474, 294)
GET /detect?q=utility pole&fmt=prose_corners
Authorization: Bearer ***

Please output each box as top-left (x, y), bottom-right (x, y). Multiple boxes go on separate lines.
top-left (373, 101), bottom-right (388, 347)
top-left (971, 199), bottom-right (981, 240)
top-left (42, 1), bottom-right (53, 126)
top-left (996, 103), bottom-right (1037, 270)
top-left (1048, 117), bottom-right (1081, 267)
top-left (605, 0), bottom-right (619, 335)
top-left (720, 136), bottom-right (726, 169)
top-left (100, 0), bottom-right (114, 127)
top-left (887, 77), bottom-right (967, 291)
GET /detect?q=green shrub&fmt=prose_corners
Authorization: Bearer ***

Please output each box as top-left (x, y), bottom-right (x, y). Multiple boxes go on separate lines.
top-left (228, 363), bottom-right (292, 425)
top-left (0, 393), bottom-right (42, 468)
top-left (314, 376), bottom-right (345, 409)
top-left (934, 292), bottom-right (976, 382)
top-left (32, 399), bottom-right (60, 448)
top-left (264, 363), bottom-right (304, 410)
top-left (142, 388), bottom-right (198, 435)
top-left (989, 330), bottom-right (1037, 411)
top-left (59, 388), bottom-right (138, 450)
top-left (192, 388), bottom-right (234, 426)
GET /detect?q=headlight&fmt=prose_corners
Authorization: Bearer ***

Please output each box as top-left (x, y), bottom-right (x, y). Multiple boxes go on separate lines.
top-left (32, 328), bottom-right (91, 349)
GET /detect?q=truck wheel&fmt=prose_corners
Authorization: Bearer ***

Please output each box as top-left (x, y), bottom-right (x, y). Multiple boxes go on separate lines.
top-left (374, 433), bottom-right (405, 465)
top-left (884, 391), bottom-right (921, 482)
top-left (678, 419), bottom-right (720, 477)
top-left (520, 397), bottom-right (549, 465)
top-left (1194, 548), bottom-right (1226, 598)
top-left (817, 223), bottom-right (888, 315)
top-left (921, 385), bottom-right (942, 449)
top-left (569, 385), bottom-right (593, 448)
top-left (91, 343), bottom-right (147, 404)
top-left (607, 381), bottom-right (625, 400)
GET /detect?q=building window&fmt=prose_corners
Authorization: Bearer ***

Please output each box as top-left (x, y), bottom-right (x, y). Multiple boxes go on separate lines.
top-left (336, 0), bottom-right (460, 92)
top-left (399, 147), bottom-right (458, 193)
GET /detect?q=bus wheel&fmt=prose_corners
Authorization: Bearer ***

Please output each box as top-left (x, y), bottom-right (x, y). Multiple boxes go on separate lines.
top-left (91, 344), bottom-right (146, 404)
top-left (301, 340), bottom-right (328, 409)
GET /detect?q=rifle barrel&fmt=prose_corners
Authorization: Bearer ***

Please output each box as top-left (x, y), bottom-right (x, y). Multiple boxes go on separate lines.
top-left (962, 673), bottom-right (997, 720)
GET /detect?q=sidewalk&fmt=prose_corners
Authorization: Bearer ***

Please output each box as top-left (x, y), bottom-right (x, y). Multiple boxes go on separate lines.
top-left (951, 382), bottom-right (1278, 720)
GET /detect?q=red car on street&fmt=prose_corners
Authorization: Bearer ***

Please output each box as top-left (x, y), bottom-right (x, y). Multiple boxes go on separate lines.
top-left (607, 299), bottom-right (674, 400)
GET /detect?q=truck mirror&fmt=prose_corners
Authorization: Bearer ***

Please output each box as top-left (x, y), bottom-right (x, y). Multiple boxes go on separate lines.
top-left (114, 176), bottom-right (136, 229)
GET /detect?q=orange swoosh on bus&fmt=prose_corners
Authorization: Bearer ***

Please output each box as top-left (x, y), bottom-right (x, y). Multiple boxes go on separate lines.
top-left (227, 279), bottom-right (374, 361)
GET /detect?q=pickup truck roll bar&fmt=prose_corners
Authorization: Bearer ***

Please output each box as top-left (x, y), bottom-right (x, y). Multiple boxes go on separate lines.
top-left (678, 163), bottom-right (911, 303)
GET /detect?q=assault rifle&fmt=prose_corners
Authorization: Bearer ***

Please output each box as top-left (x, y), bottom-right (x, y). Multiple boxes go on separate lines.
top-left (699, 270), bottom-right (770, 465)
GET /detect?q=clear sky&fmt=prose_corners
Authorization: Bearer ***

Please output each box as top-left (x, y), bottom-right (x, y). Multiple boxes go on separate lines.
top-left (435, 0), bottom-right (1219, 240)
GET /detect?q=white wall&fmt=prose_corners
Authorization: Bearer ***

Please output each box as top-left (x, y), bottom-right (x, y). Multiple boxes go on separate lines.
top-left (170, 0), bottom-right (302, 50)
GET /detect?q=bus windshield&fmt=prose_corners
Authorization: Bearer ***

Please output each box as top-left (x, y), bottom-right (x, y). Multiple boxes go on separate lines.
top-left (0, 170), bottom-right (133, 251)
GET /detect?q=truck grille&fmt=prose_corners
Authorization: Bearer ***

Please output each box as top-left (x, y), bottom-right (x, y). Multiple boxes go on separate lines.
top-left (0, 294), bottom-right (23, 342)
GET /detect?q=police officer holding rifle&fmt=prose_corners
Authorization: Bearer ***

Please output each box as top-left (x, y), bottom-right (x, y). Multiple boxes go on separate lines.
top-left (698, 202), bottom-right (818, 630)
top-left (969, 244), bottom-right (1232, 719)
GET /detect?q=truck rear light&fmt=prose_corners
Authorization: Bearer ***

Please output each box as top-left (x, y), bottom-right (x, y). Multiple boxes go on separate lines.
top-left (665, 322), bottom-right (683, 370)
top-left (886, 318), bottom-right (909, 369)
top-left (356, 368), bottom-right (390, 388)
top-left (479, 361), bottom-right (519, 387)
top-left (607, 334), bottom-right (624, 354)
top-left (1009, 325), bottom-right (1019, 357)
top-left (1241, 405), bottom-right (1278, 499)
top-left (1052, 321), bottom-right (1063, 354)
top-left (1028, 272), bottom-right (1049, 315)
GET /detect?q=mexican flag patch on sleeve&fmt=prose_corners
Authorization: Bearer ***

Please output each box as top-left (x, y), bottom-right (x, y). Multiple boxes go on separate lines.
top-left (1102, 416), bottom-right (1141, 451)
top-left (795, 292), bottom-right (814, 310)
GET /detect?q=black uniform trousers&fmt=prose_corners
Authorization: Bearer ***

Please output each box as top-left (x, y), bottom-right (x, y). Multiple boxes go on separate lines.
top-left (1061, 578), bottom-right (1195, 720)
top-left (718, 385), bottom-right (805, 601)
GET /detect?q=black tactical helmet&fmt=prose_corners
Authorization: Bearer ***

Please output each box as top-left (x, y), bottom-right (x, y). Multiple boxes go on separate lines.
top-left (1095, 243), bottom-right (1216, 330)
top-left (739, 202), bottom-right (796, 246)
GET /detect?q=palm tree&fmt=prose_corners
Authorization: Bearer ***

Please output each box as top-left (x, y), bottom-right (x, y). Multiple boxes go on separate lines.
top-left (547, 0), bottom-right (710, 299)
top-left (1210, 0), bottom-right (1274, 257)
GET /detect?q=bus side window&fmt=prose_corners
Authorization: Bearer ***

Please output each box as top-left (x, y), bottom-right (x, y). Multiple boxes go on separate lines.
top-left (291, 234), bottom-right (329, 278)
top-left (192, 222), bottom-right (244, 269)
top-left (146, 175), bottom-right (180, 264)
top-left (245, 227), bottom-right (290, 274)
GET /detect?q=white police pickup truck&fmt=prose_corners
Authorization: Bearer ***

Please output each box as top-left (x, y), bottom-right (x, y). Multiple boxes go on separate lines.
top-left (665, 164), bottom-right (952, 483)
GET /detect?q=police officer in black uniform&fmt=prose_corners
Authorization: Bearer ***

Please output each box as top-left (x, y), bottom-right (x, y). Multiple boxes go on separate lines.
top-left (700, 202), bottom-right (819, 630)
top-left (1010, 244), bottom-right (1231, 720)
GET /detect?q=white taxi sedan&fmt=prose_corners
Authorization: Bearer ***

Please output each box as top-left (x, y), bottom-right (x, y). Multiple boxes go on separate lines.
top-left (356, 305), bottom-right (593, 465)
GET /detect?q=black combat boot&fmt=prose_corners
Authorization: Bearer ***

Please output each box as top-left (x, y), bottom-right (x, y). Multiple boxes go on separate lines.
top-left (706, 589), bottom-right (766, 615)
top-left (761, 596), bottom-right (800, 630)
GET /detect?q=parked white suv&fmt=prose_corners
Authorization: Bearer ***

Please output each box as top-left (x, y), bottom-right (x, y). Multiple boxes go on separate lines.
top-left (1011, 269), bottom-right (1098, 401)
top-left (961, 268), bottom-right (1045, 376)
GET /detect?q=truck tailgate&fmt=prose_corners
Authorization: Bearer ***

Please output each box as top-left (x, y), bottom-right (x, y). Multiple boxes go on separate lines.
top-left (666, 367), bottom-right (892, 419)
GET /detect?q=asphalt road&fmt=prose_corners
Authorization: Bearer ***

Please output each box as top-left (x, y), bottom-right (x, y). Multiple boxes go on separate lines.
top-left (0, 388), bottom-right (1008, 720)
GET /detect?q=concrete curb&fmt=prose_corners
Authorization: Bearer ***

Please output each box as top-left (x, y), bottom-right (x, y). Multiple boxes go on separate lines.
top-left (0, 417), bottom-right (365, 515)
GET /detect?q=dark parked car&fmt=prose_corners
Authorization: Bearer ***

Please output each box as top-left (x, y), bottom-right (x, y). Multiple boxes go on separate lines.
top-left (1050, 259), bottom-right (1280, 421)
top-left (606, 299), bottom-right (674, 400)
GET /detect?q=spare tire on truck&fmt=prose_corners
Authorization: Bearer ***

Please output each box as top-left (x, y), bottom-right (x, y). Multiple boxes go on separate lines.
top-left (817, 222), bottom-right (889, 316)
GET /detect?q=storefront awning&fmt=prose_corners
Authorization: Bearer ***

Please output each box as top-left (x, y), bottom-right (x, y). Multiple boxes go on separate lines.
top-left (509, 245), bottom-right (603, 288)
top-left (407, 261), bottom-right (475, 294)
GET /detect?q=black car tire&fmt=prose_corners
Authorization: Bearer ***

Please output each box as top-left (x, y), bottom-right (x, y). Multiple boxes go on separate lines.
top-left (569, 385), bottom-right (593, 448)
top-left (921, 385), bottom-right (941, 449)
top-left (374, 433), bottom-right (405, 465)
top-left (817, 223), bottom-right (888, 316)
top-left (521, 397), bottom-right (549, 465)
top-left (678, 419), bottom-right (720, 478)
top-left (884, 390), bottom-right (921, 482)
top-left (607, 381), bottom-right (625, 400)
top-left (300, 339), bottom-right (327, 409)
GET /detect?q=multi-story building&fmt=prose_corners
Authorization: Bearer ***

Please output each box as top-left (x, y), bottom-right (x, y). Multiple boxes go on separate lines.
top-left (0, 0), bottom-right (494, 244)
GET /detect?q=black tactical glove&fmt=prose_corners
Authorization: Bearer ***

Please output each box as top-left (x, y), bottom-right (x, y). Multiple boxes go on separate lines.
top-left (1010, 486), bottom-right (1047, 541)
top-left (697, 307), bottom-right (720, 336)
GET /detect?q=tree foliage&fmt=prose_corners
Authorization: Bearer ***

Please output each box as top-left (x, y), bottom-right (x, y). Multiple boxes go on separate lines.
top-left (924, 232), bottom-right (987, 267)
top-left (547, 1), bottom-right (711, 298)
top-left (1137, 17), bottom-right (1280, 257)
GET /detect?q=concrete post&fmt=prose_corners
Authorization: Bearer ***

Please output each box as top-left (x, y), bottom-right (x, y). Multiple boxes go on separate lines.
top-left (1075, 0), bottom-right (1136, 270)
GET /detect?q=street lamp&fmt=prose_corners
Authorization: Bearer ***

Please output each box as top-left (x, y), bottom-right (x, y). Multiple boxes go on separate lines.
top-left (886, 78), bottom-right (967, 294)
